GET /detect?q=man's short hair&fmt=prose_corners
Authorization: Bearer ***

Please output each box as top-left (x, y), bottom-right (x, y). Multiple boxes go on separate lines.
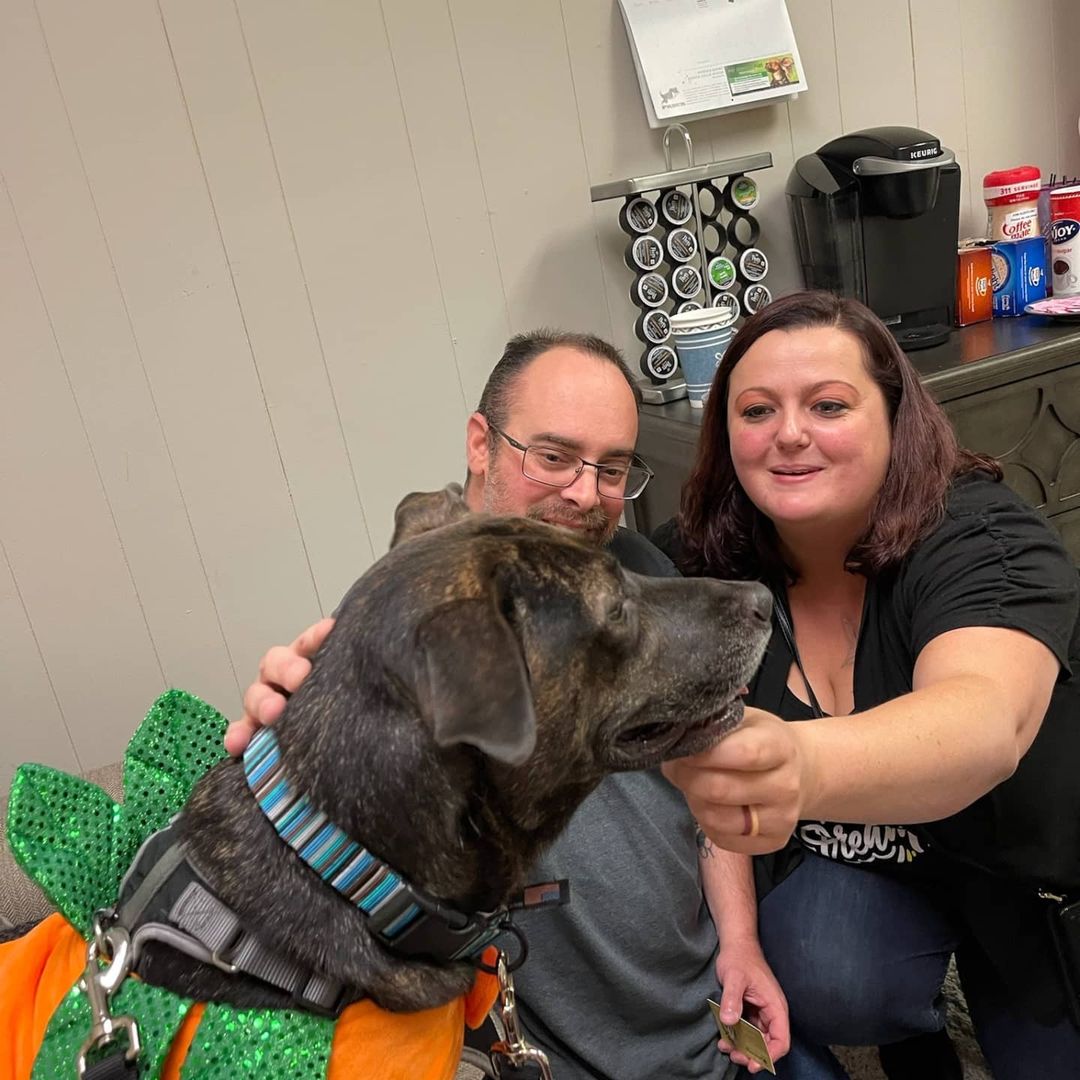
top-left (476, 330), bottom-right (640, 435)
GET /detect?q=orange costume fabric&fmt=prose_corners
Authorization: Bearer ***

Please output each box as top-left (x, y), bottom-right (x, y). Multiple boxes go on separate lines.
top-left (0, 914), bottom-right (499, 1080)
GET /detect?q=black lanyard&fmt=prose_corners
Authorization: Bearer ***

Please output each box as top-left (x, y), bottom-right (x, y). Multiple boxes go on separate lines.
top-left (772, 595), bottom-right (825, 719)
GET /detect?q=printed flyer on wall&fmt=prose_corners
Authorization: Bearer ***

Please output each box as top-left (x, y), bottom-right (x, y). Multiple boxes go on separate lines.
top-left (617, 0), bottom-right (806, 128)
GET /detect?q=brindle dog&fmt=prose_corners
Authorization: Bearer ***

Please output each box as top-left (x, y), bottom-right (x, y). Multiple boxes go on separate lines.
top-left (142, 486), bottom-right (772, 1012)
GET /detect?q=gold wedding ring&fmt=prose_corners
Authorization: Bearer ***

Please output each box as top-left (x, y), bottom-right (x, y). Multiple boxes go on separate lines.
top-left (740, 804), bottom-right (760, 838)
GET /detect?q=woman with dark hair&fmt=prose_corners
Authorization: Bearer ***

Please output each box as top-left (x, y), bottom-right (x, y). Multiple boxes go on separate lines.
top-left (655, 291), bottom-right (1080, 1079)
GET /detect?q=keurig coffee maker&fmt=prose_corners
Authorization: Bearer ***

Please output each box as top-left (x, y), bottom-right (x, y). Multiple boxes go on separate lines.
top-left (787, 126), bottom-right (959, 350)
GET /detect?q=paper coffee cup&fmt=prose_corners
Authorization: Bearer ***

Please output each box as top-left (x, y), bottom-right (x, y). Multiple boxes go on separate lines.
top-left (670, 307), bottom-right (738, 409)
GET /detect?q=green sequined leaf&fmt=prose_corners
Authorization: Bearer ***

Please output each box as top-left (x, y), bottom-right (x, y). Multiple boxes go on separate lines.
top-left (7, 688), bottom-right (229, 935)
top-left (119, 689), bottom-right (229, 867)
top-left (25, 689), bottom-right (338, 1078)
top-left (180, 1001), bottom-right (333, 1079)
top-left (7, 766), bottom-right (122, 934)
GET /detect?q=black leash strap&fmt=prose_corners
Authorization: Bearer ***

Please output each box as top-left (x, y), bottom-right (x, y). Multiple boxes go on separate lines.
top-left (82, 1053), bottom-right (138, 1080)
top-left (772, 595), bottom-right (825, 719)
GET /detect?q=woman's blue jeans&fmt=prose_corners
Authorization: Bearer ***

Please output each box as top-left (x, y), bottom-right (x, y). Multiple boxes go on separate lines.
top-left (756, 852), bottom-right (1079, 1079)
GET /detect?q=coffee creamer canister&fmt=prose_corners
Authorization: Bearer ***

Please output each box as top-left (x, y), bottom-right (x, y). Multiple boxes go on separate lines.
top-left (1050, 185), bottom-right (1080, 298)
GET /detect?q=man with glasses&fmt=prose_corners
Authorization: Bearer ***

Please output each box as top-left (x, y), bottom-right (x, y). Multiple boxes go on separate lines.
top-left (227, 330), bottom-right (788, 1079)
top-left (461, 330), bottom-right (664, 570)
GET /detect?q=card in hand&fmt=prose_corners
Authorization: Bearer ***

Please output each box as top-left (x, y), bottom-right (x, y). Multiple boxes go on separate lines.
top-left (707, 999), bottom-right (777, 1075)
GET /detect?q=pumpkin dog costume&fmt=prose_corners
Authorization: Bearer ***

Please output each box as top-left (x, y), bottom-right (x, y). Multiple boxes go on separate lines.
top-left (0, 691), bottom-right (497, 1080)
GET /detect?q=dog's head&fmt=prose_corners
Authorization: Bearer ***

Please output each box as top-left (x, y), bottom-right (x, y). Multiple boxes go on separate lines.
top-left (276, 485), bottom-right (771, 905)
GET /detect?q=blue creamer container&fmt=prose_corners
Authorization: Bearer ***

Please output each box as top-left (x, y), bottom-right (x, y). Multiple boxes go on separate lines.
top-left (991, 237), bottom-right (1048, 317)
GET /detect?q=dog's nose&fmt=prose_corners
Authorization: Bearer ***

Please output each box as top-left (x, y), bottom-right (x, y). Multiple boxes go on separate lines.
top-left (742, 582), bottom-right (773, 625)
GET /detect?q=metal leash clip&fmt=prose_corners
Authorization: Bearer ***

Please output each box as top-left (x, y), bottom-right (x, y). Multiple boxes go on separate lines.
top-left (488, 950), bottom-right (553, 1079)
top-left (76, 915), bottom-right (141, 1078)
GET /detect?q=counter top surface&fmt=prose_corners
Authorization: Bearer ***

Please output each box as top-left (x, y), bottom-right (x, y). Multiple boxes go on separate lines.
top-left (639, 314), bottom-right (1080, 430)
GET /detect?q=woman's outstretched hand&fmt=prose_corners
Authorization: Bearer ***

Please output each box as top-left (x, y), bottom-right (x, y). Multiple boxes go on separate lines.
top-left (663, 707), bottom-right (821, 854)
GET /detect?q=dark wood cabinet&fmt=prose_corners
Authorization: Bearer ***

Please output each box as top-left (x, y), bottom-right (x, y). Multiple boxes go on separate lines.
top-left (631, 318), bottom-right (1080, 562)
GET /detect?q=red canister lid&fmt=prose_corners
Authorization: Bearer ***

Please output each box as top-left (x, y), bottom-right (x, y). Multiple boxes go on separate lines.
top-left (983, 165), bottom-right (1041, 205)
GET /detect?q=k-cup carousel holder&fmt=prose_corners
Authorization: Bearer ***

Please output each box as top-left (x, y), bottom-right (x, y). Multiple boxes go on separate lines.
top-left (593, 127), bottom-right (773, 389)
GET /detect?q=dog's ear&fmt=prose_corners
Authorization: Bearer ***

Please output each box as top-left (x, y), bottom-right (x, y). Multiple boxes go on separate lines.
top-left (390, 483), bottom-right (470, 549)
top-left (414, 597), bottom-right (536, 766)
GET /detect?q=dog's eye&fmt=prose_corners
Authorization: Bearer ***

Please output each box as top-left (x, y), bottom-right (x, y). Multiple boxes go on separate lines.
top-left (607, 600), bottom-right (626, 623)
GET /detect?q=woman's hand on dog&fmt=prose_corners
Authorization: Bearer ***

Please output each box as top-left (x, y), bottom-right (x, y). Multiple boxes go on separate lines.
top-left (224, 617), bottom-right (335, 756)
top-left (663, 706), bottom-right (821, 854)
top-left (714, 936), bottom-right (790, 1070)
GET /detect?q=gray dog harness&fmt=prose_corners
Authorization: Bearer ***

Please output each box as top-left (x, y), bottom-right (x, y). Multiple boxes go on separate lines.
top-left (100, 725), bottom-right (520, 1020)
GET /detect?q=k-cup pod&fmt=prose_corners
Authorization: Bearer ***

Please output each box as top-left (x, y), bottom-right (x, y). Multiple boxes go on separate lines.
top-left (632, 272), bottom-right (669, 308)
top-left (712, 291), bottom-right (742, 321)
top-left (739, 247), bottom-right (769, 282)
top-left (660, 188), bottom-right (694, 226)
top-left (671, 264), bottom-right (704, 301)
top-left (666, 227), bottom-right (698, 263)
top-left (625, 234), bottom-right (664, 273)
top-left (635, 308), bottom-right (672, 345)
top-left (743, 283), bottom-right (773, 315)
top-left (676, 300), bottom-right (704, 313)
top-left (726, 175), bottom-right (760, 212)
top-left (619, 195), bottom-right (658, 235)
top-left (642, 344), bottom-right (679, 382)
top-left (670, 306), bottom-right (738, 408)
top-left (707, 255), bottom-right (737, 291)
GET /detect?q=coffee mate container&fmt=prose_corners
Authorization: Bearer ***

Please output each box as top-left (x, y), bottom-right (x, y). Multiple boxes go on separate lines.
top-left (989, 237), bottom-right (1048, 317)
top-left (983, 166), bottom-right (1042, 242)
top-left (1050, 185), bottom-right (1080, 298)
top-left (955, 243), bottom-right (992, 326)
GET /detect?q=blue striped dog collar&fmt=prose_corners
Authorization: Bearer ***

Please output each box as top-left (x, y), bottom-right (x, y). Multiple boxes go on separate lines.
top-left (243, 726), bottom-right (506, 961)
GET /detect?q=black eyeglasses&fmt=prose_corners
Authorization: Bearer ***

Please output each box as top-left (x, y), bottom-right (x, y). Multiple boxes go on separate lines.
top-left (488, 423), bottom-right (654, 501)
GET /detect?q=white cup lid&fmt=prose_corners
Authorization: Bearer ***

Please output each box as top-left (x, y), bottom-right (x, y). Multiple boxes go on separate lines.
top-left (670, 306), bottom-right (738, 332)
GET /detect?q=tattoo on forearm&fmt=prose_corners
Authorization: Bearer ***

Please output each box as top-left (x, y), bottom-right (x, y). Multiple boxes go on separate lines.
top-left (696, 825), bottom-right (714, 859)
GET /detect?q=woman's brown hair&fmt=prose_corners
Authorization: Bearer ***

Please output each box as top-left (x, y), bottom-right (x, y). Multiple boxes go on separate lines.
top-left (675, 291), bottom-right (1001, 582)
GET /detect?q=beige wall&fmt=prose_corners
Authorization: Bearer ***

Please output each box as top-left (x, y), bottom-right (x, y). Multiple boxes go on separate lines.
top-left (2, 0), bottom-right (1079, 785)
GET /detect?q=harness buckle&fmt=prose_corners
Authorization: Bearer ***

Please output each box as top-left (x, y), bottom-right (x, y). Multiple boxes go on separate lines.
top-left (76, 921), bottom-right (142, 1078)
top-left (488, 951), bottom-right (553, 1080)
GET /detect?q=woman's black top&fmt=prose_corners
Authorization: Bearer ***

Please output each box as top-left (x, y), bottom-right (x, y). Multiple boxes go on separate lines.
top-left (654, 472), bottom-right (1080, 1021)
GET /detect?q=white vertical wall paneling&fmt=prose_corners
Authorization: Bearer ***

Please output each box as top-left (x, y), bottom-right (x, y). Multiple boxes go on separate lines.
top-left (831, 0), bottom-right (918, 134)
top-left (0, 0), bottom-right (239, 716)
top-left (235, 0), bottom-right (467, 552)
top-left (785, 0), bottom-right (843, 160)
top-left (0, 183), bottom-right (167, 771)
top-left (0, 542), bottom-right (80, 793)
top-left (450, 0), bottom-right (611, 336)
top-left (561, 0), bottom-right (674, 368)
top-left (959, 0), bottom-right (1059, 199)
top-left (909, 0), bottom-right (976, 236)
top-left (33, 0), bottom-right (322, 683)
top-left (7, 0), bottom-right (1080, 776)
top-left (951, 148), bottom-right (980, 242)
top-left (380, 0), bottom-right (513, 413)
top-left (158, 0), bottom-right (375, 612)
top-left (703, 105), bottom-right (802, 300)
top-left (1050, 0), bottom-right (1080, 180)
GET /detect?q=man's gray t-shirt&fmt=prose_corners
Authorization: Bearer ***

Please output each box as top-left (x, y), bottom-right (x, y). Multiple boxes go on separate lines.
top-left (510, 528), bottom-right (735, 1079)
